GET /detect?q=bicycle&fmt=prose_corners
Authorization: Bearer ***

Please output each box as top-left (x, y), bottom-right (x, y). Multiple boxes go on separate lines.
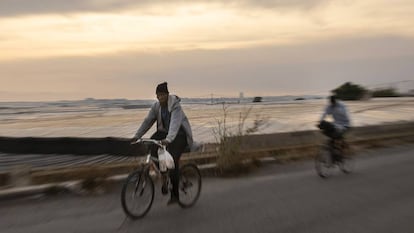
top-left (121, 138), bottom-right (202, 219)
top-left (315, 123), bottom-right (355, 178)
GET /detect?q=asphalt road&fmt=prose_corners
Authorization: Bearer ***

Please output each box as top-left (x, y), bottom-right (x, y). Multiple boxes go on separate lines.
top-left (1, 145), bottom-right (414, 233)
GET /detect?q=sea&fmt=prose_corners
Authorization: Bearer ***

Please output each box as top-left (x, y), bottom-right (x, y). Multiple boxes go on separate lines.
top-left (1, 96), bottom-right (413, 143)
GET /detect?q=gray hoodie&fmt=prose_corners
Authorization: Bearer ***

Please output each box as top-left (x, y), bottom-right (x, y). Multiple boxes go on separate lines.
top-left (134, 95), bottom-right (193, 149)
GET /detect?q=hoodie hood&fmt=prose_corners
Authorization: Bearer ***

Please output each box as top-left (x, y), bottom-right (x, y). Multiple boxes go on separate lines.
top-left (167, 95), bottom-right (181, 112)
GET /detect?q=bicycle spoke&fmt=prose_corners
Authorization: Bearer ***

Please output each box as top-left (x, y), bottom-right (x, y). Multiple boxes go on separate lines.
top-left (133, 176), bottom-right (142, 196)
top-left (139, 180), bottom-right (146, 196)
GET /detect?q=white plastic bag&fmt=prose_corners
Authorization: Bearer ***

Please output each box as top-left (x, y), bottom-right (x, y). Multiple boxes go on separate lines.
top-left (158, 146), bottom-right (175, 171)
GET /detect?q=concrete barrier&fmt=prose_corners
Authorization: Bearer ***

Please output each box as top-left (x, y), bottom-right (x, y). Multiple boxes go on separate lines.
top-left (0, 137), bottom-right (146, 156)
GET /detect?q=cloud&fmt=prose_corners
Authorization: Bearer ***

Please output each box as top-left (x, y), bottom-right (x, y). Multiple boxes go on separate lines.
top-left (0, 0), bottom-right (138, 17)
top-left (234, 0), bottom-right (331, 10)
top-left (0, 0), bottom-right (330, 17)
top-left (2, 0), bottom-right (414, 62)
top-left (1, 35), bottom-right (413, 101)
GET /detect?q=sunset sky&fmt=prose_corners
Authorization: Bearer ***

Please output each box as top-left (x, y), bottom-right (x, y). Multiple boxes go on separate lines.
top-left (1, 0), bottom-right (414, 101)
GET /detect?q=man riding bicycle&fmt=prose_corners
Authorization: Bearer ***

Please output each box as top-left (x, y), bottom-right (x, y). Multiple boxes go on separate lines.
top-left (132, 82), bottom-right (193, 205)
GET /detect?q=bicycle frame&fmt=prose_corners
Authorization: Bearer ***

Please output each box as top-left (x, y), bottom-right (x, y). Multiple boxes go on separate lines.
top-left (132, 138), bottom-right (165, 175)
top-left (328, 137), bottom-right (350, 160)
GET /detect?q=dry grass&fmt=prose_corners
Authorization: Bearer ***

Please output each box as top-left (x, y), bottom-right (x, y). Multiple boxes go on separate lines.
top-left (213, 104), bottom-right (268, 176)
top-left (30, 162), bottom-right (139, 185)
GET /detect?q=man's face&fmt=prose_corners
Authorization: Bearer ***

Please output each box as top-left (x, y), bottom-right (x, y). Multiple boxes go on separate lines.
top-left (156, 92), bottom-right (168, 105)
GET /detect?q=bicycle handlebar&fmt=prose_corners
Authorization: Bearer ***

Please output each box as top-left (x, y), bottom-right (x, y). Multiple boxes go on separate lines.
top-left (131, 138), bottom-right (163, 147)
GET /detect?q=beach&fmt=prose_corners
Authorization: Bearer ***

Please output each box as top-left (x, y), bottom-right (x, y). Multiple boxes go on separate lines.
top-left (1, 97), bottom-right (413, 143)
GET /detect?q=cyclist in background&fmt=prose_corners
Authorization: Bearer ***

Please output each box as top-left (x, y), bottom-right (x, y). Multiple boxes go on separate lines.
top-left (132, 82), bottom-right (193, 205)
top-left (319, 95), bottom-right (351, 139)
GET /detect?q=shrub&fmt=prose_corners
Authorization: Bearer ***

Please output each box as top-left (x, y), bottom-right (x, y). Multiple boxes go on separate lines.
top-left (372, 88), bottom-right (400, 97)
top-left (213, 104), bottom-right (267, 175)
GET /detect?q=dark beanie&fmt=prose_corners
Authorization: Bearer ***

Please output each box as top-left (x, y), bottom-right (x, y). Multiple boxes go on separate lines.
top-left (156, 82), bottom-right (169, 94)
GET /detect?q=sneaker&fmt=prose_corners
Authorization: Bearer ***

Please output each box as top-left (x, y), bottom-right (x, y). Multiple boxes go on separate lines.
top-left (167, 196), bottom-right (179, 205)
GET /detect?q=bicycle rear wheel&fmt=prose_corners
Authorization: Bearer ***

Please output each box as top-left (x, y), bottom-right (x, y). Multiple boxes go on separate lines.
top-left (315, 146), bottom-right (333, 178)
top-left (339, 154), bottom-right (355, 174)
top-left (178, 163), bottom-right (202, 208)
top-left (121, 170), bottom-right (154, 219)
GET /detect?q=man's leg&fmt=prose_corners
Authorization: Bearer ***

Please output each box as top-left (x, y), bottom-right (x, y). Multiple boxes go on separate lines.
top-left (333, 124), bottom-right (347, 139)
top-left (333, 124), bottom-right (348, 161)
top-left (166, 133), bottom-right (187, 204)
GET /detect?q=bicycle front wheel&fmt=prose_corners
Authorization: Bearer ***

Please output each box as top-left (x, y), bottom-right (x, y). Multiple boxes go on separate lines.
top-left (121, 170), bottom-right (154, 219)
top-left (178, 164), bottom-right (202, 208)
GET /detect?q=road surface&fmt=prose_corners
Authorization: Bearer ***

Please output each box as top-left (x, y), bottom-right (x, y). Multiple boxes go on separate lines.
top-left (1, 145), bottom-right (414, 233)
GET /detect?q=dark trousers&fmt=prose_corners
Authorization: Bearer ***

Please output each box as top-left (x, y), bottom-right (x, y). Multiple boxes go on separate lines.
top-left (150, 130), bottom-right (188, 198)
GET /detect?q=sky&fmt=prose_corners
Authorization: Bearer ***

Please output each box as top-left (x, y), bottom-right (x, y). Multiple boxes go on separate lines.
top-left (1, 0), bottom-right (414, 101)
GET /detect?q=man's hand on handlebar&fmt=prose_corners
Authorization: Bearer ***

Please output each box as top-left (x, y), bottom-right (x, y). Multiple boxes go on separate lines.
top-left (317, 120), bottom-right (325, 129)
top-left (161, 139), bottom-right (169, 146)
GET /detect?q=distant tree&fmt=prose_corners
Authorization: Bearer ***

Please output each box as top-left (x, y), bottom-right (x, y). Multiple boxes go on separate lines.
top-left (332, 82), bottom-right (368, 100)
top-left (371, 88), bottom-right (400, 98)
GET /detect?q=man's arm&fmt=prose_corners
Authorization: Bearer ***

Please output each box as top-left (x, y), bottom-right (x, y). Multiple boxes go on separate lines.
top-left (320, 106), bottom-right (330, 122)
top-left (133, 106), bottom-right (157, 139)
